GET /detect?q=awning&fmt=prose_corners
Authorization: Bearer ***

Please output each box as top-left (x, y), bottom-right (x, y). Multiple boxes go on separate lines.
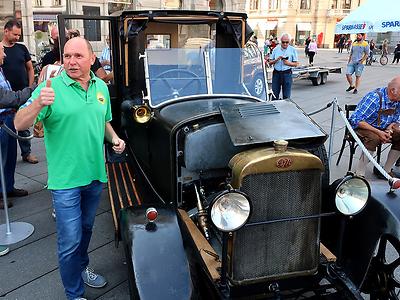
top-left (33, 14), bottom-right (58, 22)
top-left (259, 21), bottom-right (278, 32)
top-left (297, 22), bottom-right (312, 31)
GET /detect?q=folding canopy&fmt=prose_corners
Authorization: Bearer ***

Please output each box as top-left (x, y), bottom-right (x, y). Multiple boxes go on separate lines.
top-left (335, 0), bottom-right (400, 34)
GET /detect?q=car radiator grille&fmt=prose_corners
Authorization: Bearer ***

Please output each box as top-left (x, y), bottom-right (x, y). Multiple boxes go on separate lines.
top-left (229, 170), bottom-right (322, 283)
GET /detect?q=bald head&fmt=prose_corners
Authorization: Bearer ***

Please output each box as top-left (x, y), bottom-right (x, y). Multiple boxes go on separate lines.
top-left (388, 76), bottom-right (400, 101)
top-left (64, 37), bottom-right (93, 54)
top-left (63, 37), bottom-right (95, 83)
top-left (50, 26), bottom-right (59, 40)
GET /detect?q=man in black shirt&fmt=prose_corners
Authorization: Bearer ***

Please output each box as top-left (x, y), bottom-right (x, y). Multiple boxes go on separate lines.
top-left (2, 19), bottom-right (38, 164)
top-left (41, 26), bottom-right (61, 68)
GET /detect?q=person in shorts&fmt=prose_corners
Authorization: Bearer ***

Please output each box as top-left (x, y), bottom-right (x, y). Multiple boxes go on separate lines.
top-left (345, 33), bottom-right (369, 95)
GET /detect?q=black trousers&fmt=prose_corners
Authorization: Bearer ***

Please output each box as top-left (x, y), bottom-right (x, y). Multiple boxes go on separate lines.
top-left (308, 52), bottom-right (316, 64)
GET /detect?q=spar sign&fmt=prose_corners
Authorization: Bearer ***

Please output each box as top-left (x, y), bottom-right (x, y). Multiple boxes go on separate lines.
top-left (341, 22), bottom-right (366, 31)
top-left (380, 20), bottom-right (400, 29)
top-left (335, 21), bottom-right (374, 33)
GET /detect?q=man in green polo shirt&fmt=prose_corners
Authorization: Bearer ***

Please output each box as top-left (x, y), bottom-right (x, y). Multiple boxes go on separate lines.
top-left (14, 37), bottom-right (125, 300)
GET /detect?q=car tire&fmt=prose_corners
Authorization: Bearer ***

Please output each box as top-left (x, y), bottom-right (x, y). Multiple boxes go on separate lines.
top-left (380, 55), bottom-right (388, 66)
top-left (251, 74), bottom-right (265, 97)
top-left (311, 75), bottom-right (323, 86)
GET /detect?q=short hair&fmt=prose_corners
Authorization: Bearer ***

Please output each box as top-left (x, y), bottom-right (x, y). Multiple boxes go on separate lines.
top-left (66, 29), bottom-right (80, 40)
top-left (4, 19), bottom-right (22, 31)
top-left (280, 33), bottom-right (291, 41)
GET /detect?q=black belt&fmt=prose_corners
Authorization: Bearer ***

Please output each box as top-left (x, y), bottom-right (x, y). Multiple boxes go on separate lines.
top-left (273, 69), bottom-right (292, 74)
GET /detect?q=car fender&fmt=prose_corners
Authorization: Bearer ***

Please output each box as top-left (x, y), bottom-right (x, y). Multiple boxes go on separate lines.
top-left (340, 180), bottom-right (400, 288)
top-left (120, 206), bottom-right (193, 300)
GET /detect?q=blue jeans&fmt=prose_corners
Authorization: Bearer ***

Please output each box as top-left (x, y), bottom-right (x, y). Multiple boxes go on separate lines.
top-left (51, 180), bottom-right (103, 300)
top-left (0, 113), bottom-right (17, 193)
top-left (18, 129), bottom-right (31, 158)
top-left (272, 70), bottom-right (293, 100)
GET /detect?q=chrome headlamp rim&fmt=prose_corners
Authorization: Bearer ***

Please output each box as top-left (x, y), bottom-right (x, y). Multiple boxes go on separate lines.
top-left (208, 190), bottom-right (252, 233)
top-left (334, 174), bottom-right (370, 216)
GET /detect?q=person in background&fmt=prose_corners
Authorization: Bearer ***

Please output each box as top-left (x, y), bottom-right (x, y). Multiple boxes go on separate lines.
top-left (14, 36), bottom-right (125, 300)
top-left (0, 40), bottom-right (36, 253)
top-left (41, 26), bottom-right (60, 69)
top-left (1, 19), bottom-right (38, 164)
top-left (0, 40), bottom-right (35, 208)
top-left (268, 33), bottom-right (299, 100)
top-left (308, 38), bottom-right (317, 66)
top-left (382, 39), bottom-right (389, 56)
top-left (346, 38), bottom-right (352, 53)
top-left (304, 36), bottom-right (311, 57)
top-left (338, 34), bottom-right (346, 53)
top-left (349, 76), bottom-right (400, 178)
top-left (100, 37), bottom-right (111, 72)
top-left (392, 43), bottom-right (400, 64)
top-left (345, 33), bottom-right (369, 95)
top-left (368, 39), bottom-right (376, 63)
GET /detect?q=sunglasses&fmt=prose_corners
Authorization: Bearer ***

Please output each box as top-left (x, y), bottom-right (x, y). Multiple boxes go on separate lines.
top-left (281, 41), bottom-right (289, 44)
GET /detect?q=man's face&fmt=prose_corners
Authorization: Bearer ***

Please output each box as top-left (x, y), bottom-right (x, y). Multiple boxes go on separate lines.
top-left (4, 26), bottom-right (21, 45)
top-left (390, 87), bottom-right (400, 101)
top-left (63, 38), bottom-right (95, 81)
top-left (281, 37), bottom-right (290, 49)
top-left (356, 34), bottom-right (363, 41)
top-left (0, 44), bottom-right (5, 65)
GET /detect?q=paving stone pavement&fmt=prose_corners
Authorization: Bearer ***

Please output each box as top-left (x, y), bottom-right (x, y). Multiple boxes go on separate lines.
top-left (0, 47), bottom-right (399, 299)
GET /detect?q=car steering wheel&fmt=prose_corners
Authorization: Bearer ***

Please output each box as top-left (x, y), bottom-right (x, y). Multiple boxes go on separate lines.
top-left (152, 69), bottom-right (202, 102)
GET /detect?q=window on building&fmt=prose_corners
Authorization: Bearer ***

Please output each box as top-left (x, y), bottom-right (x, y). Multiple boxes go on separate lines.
top-left (82, 6), bottom-right (101, 41)
top-left (209, 0), bottom-right (224, 10)
top-left (250, 0), bottom-right (260, 10)
top-left (300, 0), bottom-right (311, 9)
top-left (34, 0), bottom-right (42, 6)
top-left (269, 0), bottom-right (279, 10)
top-left (53, 0), bottom-right (62, 6)
top-left (331, 0), bottom-right (338, 9)
top-left (342, 0), bottom-right (351, 9)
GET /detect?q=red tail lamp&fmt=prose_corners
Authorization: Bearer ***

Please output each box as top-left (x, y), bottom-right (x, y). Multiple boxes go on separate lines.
top-left (146, 207), bottom-right (158, 222)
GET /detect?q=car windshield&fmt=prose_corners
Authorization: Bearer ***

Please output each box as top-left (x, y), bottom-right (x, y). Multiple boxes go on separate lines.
top-left (146, 46), bottom-right (267, 107)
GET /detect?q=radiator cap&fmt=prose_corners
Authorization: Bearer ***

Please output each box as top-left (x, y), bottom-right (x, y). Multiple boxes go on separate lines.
top-left (274, 140), bottom-right (288, 152)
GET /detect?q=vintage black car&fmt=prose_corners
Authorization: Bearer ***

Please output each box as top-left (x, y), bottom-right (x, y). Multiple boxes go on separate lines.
top-left (57, 10), bottom-right (400, 300)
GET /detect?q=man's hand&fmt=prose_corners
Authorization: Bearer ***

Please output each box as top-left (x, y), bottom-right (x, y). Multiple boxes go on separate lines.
top-left (377, 129), bottom-right (392, 143)
top-left (38, 80), bottom-right (55, 107)
top-left (112, 137), bottom-right (126, 154)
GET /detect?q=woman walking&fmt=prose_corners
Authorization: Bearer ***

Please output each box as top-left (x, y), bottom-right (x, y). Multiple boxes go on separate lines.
top-left (308, 39), bottom-right (317, 66)
top-left (392, 43), bottom-right (400, 64)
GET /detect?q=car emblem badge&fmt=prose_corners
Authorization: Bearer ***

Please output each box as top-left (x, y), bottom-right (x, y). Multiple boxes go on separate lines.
top-left (276, 157), bottom-right (293, 168)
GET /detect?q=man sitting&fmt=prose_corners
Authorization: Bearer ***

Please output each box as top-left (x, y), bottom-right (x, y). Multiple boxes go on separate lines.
top-left (349, 76), bottom-right (400, 177)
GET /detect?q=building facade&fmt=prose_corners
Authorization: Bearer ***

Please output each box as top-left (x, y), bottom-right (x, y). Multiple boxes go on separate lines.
top-left (245, 0), bottom-right (368, 49)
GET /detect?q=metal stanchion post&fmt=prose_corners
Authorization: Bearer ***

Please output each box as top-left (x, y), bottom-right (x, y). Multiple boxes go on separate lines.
top-left (0, 127), bottom-right (34, 245)
top-left (328, 98), bottom-right (338, 171)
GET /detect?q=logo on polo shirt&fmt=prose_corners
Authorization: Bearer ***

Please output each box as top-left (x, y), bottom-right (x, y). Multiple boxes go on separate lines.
top-left (97, 92), bottom-right (106, 104)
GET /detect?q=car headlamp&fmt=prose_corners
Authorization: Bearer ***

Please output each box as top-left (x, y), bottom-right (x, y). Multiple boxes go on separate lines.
top-left (335, 175), bottom-right (370, 216)
top-left (209, 191), bottom-right (251, 232)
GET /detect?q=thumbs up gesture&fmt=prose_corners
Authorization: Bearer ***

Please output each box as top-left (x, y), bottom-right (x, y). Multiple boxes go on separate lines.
top-left (38, 79), bottom-right (55, 107)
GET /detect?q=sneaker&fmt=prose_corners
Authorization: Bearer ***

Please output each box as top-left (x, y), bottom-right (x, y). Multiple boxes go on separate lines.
top-left (353, 89), bottom-right (358, 94)
top-left (346, 86), bottom-right (355, 92)
top-left (81, 267), bottom-right (107, 288)
top-left (22, 154), bottom-right (39, 164)
top-left (0, 245), bottom-right (9, 256)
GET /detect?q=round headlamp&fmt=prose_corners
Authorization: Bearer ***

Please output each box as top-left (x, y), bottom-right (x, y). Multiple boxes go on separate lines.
top-left (210, 191), bottom-right (251, 232)
top-left (335, 175), bottom-right (370, 216)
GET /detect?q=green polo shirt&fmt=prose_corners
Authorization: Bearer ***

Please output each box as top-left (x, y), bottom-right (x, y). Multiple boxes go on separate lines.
top-left (30, 70), bottom-right (112, 190)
